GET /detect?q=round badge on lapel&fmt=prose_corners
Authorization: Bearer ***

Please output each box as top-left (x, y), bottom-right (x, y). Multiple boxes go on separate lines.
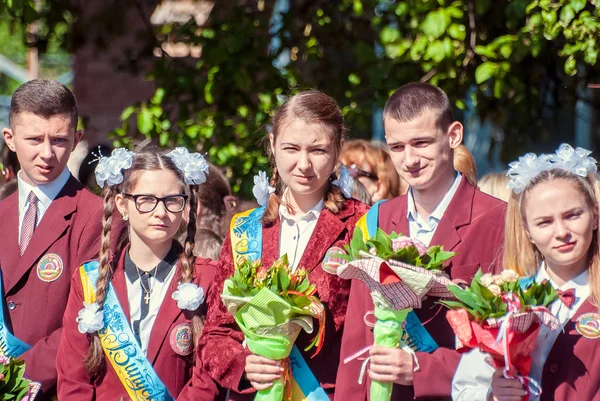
top-left (37, 253), bottom-right (64, 283)
top-left (322, 246), bottom-right (347, 275)
top-left (576, 313), bottom-right (600, 339)
top-left (170, 323), bottom-right (193, 356)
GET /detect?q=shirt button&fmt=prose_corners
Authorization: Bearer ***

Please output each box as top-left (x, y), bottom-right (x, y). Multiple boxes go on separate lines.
top-left (7, 301), bottom-right (16, 310)
top-left (549, 363), bottom-right (559, 373)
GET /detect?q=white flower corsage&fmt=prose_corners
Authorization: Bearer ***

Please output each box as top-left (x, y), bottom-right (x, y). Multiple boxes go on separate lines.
top-left (166, 147), bottom-right (210, 185)
top-left (332, 165), bottom-right (354, 199)
top-left (76, 302), bottom-right (104, 334)
top-left (94, 148), bottom-right (135, 188)
top-left (172, 282), bottom-right (205, 311)
top-left (252, 171), bottom-right (275, 206)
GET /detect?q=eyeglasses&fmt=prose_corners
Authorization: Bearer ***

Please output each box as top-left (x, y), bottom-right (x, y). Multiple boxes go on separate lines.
top-left (122, 193), bottom-right (188, 213)
top-left (347, 164), bottom-right (378, 181)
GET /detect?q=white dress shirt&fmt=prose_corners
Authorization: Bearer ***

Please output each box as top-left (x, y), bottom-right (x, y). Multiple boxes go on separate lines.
top-left (17, 167), bottom-right (71, 240)
top-left (124, 247), bottom-right (178, 356)
top-left (452, 265), bottom-right (590, 401)
top-left (407, 173), bottom-right (462, 246)
top-left (278, 195), bottom-right (324, 272)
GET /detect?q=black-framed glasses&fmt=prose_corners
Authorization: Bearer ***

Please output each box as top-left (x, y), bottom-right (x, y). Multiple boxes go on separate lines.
top-left (122, 193), bottom-right (188, 213)
top-left (347, 164), bottom-right (378, 180)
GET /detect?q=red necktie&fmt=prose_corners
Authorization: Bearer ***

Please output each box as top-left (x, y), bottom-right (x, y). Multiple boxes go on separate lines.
top-left (20, 191), bottom-right (38, 255)
top-left (557, 288), bottom-right (576, 308)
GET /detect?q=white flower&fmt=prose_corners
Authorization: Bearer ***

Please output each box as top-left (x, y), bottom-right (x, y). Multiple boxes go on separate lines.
top-left (94, 148), bottom-right (134, 188)
top-left (166, 147), bottom-right (210, 185)
top-left (332, 165), bottom-right (354, 199)
top-left (500, 269), bottom-right (520, 283)
top-left (480, 273), bottom-right (494, 287)
top-left (507, 143), bottom-right (597, 194)
top-left (172, 282), bottom-right (205, 311)
top-left (252, 171), bottom-right (275, 206)
top-left (76, 302), bottom-right (104, 334)
top-left (492, 274), bottom-right (505, 286)
top-left (487, 284), bottom-right (502, 296)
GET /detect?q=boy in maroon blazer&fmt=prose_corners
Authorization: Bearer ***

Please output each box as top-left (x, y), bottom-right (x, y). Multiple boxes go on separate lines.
top-left (335, 83), bottom-right (506, 401)
top-left (0, 79), bottom-right (103, 399)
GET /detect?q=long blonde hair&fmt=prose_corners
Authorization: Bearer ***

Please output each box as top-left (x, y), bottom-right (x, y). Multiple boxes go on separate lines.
top-left (503, 169), bottom-right (600, 305)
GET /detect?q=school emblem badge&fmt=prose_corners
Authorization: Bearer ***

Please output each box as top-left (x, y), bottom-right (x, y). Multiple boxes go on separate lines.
top-left (321, 246), bottom-right (347, 275)
top-left (170, 323), bottom-right (193, 356)
top-left (576, 313), bottom-right (600, 339)
top-left (37, 253), bottom-right (64, 282)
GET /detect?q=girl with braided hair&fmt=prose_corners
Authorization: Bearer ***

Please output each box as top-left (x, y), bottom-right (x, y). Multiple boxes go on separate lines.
top-left (181, 91), bottom-right (369, 401)
top-left (56, 148), bottom-right (218, 400)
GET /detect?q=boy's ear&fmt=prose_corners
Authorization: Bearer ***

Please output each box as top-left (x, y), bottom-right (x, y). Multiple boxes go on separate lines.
top-left (72, 130), bottom-right (83, 152)
top-left (3, 128), bottom-right (16, 152)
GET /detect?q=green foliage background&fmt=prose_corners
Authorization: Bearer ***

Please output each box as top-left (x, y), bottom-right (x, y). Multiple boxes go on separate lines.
top-left (2, 0), bottom-right (599, 196)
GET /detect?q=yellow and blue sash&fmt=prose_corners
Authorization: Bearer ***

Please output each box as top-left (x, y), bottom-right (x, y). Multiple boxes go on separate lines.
top-left (0, 271), bottom-right (31, 358)
top-left (80, 262), bottom-right (175, 401)
top-left (355, 200), bottom-right (439, 353)
top-left (230, 208), bottom-right (329, 401)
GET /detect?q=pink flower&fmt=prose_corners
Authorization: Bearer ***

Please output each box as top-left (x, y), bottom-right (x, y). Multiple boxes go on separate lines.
top-left (0, 373), bottom-right (4, 381)
top-left (412, 239), bottom-right (428, 256)
top-left (0, 355), bottom-right (9, 365)
top-left (392, 236), bottom-right (415, 250)
top-left (391, 236), bottom-right (428, 256)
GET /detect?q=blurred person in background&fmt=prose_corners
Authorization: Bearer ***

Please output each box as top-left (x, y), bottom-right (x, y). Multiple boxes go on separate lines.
top-left (478, 171), bottom-right (511, 202)
top-left (453, 144), bottom-right (478, 187)
top-left (340, 139), bottom-right (406, 202)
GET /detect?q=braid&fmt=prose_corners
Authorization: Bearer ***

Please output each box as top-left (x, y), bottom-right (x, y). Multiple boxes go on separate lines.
top-left (181, 184), bottom-right (198, 284)
top-left (324, 181), bottom-right (346, 214)
top-left (181, 185), bottom-right (204, 352)
top-left (262, 165), bottom-right (282, 225)
top-left (84, 187), bottom-right (116, 377)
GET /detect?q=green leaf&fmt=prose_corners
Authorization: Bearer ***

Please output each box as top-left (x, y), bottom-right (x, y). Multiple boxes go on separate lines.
top-left (421, 10), bottom-right (448, 38)
top-left (448, 24), bottom-right (466, 40)
top-left (571, 0), bottom-right (586, 12)
top-left (560, 5), bottom-right (575, 26)
top-left (137, 107), bottom-right (153, 135)
top-left (475, 61), bottom-right (498, 84)
top-left (564, 55), bottom-right (577, 75)
top-left (120, 105), bottom-right (136, 121)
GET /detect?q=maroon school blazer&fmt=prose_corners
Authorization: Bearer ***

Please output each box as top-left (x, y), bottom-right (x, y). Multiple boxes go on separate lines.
top-left (335, 179), bottom-right (507, 401)
top-left (0, 175), bottom-right (103, 399)
top-left (191, 198), bottom-right (369, 401)
top-left (56, 248), bottom-right (219, 400)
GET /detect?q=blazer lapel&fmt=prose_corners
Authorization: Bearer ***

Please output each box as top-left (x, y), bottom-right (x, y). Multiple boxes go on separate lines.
top-left (298, 202), bottom-right (353, 272)
top-left (549, 299), bottom-right (597, 362)
top-left (146, 264), bottom-right (183, 364)
top-left (388, 197), bottom-right (409, 236)
top-left (112, 250), bottom-right (131, 322)
top-left (261, 220), bottom-right (281, 268)
top-left (429, 179), bottom-right (474, 253)
top-left (5, 177), bottom-right (80, 294)
top-left (0, 195), bottom-right (21, 291)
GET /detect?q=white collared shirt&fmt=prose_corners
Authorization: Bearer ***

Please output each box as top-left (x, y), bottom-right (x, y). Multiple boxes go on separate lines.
top-left (278, 196), bottom-right (324, 272)
top-left (406, 173), bottom-right (462, 246)
top-left (452, 265), bottom-right (590, 401)
top-left (124, 250), bottom-right (178, 356)
top-left (17, 168), bottom-right (71, 240)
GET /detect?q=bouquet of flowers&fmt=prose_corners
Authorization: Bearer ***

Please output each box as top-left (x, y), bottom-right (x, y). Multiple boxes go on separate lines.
top-left (0, 355), bottom-right (39, 401)
top-left (221, 255), bottom-right (325, 401)
top-left (325, 228), bottom-right (456, 401)
top-left (441, 270), bottom-right (559, 401)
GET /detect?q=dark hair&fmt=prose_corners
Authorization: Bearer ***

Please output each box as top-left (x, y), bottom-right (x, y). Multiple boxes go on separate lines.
top-left (383, 82), bottom-right (454, 131)
top-left (263, 90), bottom-right (346, 224)
top-left (0, 179), bottom-right (18, 200)
top-left (85, 149), bottom-right (201, 377)
top-left (193, 229), bottom-right (223, 260)
top-left (195, 164), bottom-right (232, 238)
top-left (9, 79), bottom-right (78, 131)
